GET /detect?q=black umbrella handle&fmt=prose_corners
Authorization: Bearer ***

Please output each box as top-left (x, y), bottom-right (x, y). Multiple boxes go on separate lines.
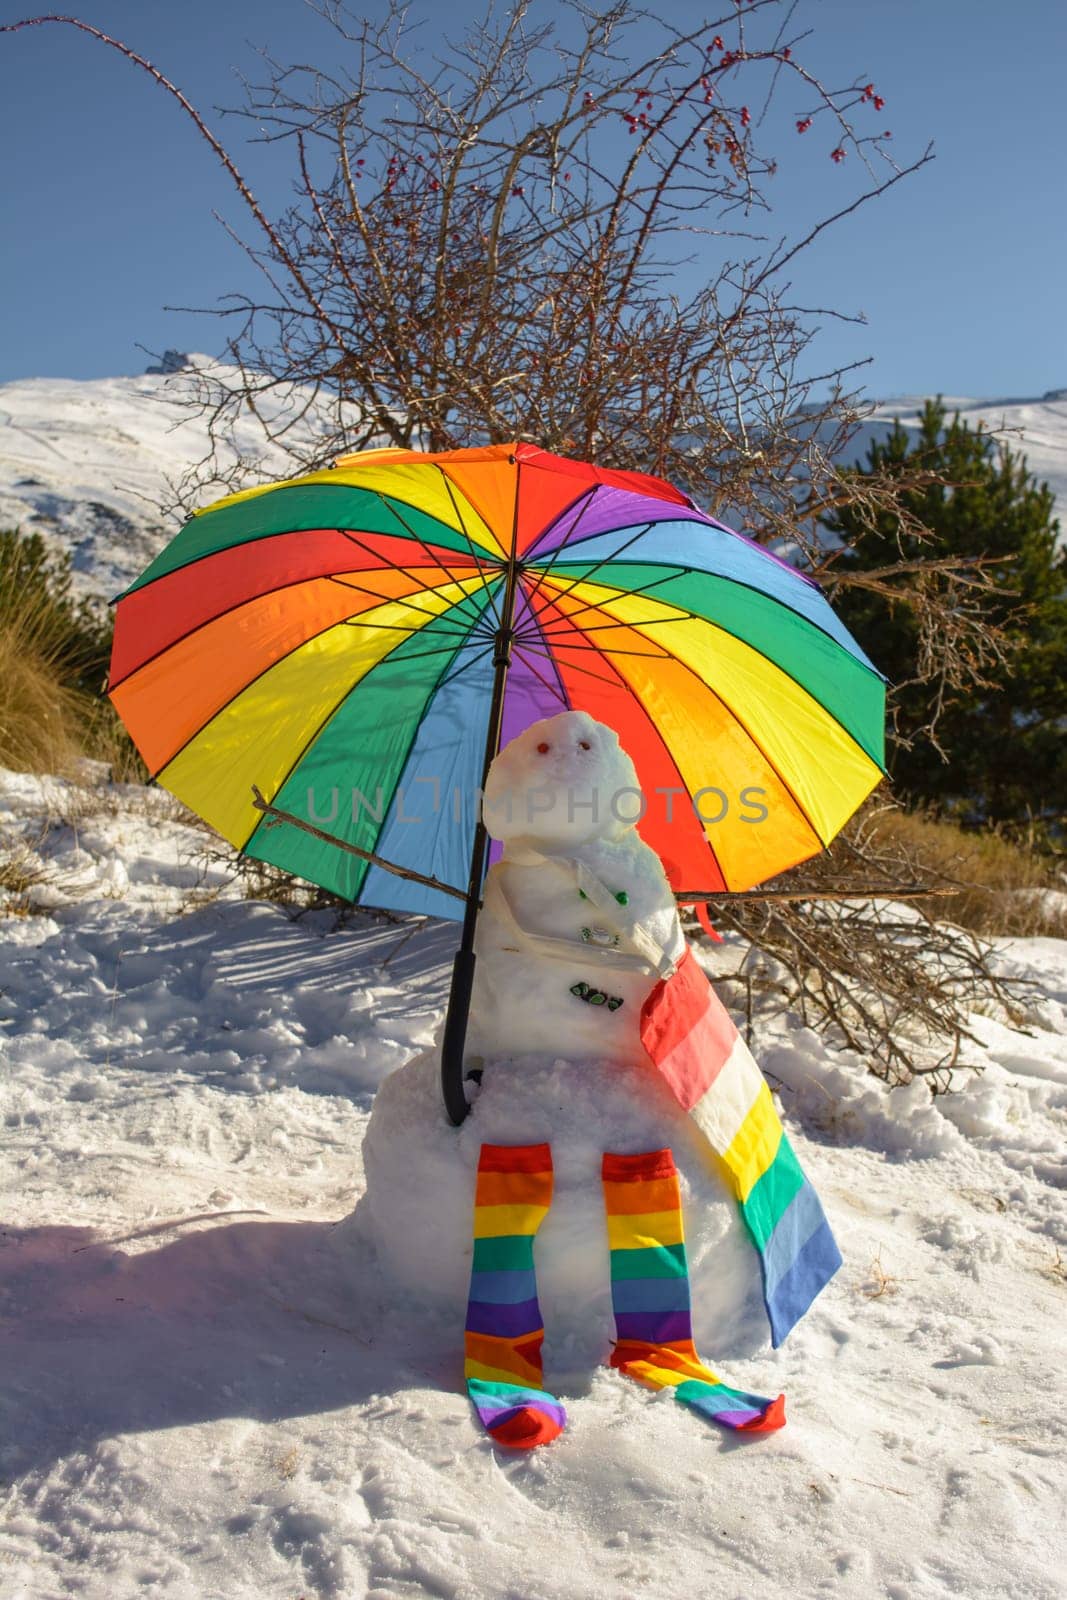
top-left (440, 947), bottom-right (477, 1125)
top-left (439, 474), bottom-right (523, 1125)
top-left (439, 804), bottom-right (495, 1126)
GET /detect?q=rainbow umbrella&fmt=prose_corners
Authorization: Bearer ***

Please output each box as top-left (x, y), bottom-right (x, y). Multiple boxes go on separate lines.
top-left (108, 442), bottom-right (885, 1121)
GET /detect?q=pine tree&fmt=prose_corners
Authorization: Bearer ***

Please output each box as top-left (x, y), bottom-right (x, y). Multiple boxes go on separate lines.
top-left (824, 400), bottom-right (1067, 836)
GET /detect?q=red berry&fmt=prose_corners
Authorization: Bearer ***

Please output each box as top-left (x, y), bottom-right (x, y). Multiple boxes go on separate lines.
top-left (740, 105), bottom-right (751, 126)
top-left (796, 117), bottom-right (812, 133)
top-left (873, 95), bottom-right (885, 110)
top-left (830, 146), bottom-right (845, 162)
top-left (511, 185), bottom-right (524, 196)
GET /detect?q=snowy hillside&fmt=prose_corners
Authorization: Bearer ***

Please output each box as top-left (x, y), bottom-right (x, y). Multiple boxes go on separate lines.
top-left (0, 358), bottom-right (364, 604)
top-left (1, 361), bottom-right (1064, 606)
top-left (863, 393), bottom-right (1067, 515)
top-left (1, 764), bottom-right (1065, 1598)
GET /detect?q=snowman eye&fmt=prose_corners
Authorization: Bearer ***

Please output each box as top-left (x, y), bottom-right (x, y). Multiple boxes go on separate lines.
top-left (579, 740), bottom-right (591, 750)
top-left (537, 741), bottom-right (550, 753)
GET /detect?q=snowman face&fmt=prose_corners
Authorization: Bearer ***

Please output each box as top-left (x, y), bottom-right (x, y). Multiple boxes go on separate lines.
top-left (482, 710), bottom-right (640, 845)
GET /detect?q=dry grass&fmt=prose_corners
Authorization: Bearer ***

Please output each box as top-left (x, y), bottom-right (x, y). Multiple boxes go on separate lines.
top-left (0, 561), bottom-right (146, 784)
top-left (0, 823), bottom-right (53, 915)
top-left (867, 808), bottom-right (1067, 939)
top-left (0, 624), bottom-right (90, 777)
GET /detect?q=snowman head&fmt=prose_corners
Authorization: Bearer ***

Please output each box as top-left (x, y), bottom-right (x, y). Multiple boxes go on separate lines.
top-left (482, 711), bottom-right (641, 847)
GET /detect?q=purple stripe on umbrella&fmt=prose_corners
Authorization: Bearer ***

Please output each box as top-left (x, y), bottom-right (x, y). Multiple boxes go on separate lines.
top-left (526, 483), bottom-right (816, 586)
top-left (465, 1297), bottom-right (544, 1338)
top-left (526, 486), bottom-right (705, 559)
top-left (613, 1309), bottom-right (692, 1343)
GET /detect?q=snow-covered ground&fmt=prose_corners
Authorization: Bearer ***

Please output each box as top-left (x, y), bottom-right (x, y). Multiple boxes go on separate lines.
top-left (2, 766), bottom-right (1064, 1599)
top-left (1, 363), bottom-right (1064, 610)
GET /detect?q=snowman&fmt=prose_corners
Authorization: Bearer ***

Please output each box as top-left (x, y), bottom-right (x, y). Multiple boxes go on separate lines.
top-left (465, 708), bottom-right (685, 1069)
top-left (350, 711), bottom-right (840, 1450)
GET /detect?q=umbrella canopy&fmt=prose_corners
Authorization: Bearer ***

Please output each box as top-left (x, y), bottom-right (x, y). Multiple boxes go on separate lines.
top-left (109, 441), bottom-right (885, 916)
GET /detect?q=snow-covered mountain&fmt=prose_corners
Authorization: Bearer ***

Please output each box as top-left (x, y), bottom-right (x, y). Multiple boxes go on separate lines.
top-left (0, 356), bottom-right (365, 603)
top-left (860, 392), bottom-right (1067, 515)
top-left (1, 358), bottom-right (1064, 604)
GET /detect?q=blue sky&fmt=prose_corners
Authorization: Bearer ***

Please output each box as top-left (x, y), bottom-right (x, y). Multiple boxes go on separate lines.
top-left (1, 0), bottom-right (1064, 400)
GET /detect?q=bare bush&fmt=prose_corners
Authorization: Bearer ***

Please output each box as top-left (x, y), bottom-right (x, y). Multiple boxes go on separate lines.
top-left (703, 801), bottom-right (1038, 1089)
top-left (2, 4), bottom-right (1038, 1087)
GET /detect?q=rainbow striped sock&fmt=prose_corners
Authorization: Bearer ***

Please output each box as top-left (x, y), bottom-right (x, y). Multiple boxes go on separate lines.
top-left (464, 1143), bottom-right (567, 1450)
top-left (602, 1149), bottom-right (785, 1433)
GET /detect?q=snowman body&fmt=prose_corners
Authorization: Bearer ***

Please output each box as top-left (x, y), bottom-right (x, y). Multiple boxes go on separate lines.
top-left (466, 711), bottom-right (685, 1066)
top-left (343, 711), bottom-right (767, 1367)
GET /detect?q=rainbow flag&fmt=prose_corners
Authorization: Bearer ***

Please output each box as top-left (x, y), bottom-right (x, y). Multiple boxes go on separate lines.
top-left (640, 949), bottom-right (841, 1346)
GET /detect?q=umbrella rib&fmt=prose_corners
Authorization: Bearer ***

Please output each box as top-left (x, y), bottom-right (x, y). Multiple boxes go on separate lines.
top-left (526, 505), bottom-right (822, 596)
top-left (526, 563), bottom-right (690, 633)
top-left (524, 521), bottom-right (658, 617)
top-left (147, 587), bottom-right (492, 787)
top-left (341, 636), bottom-right (492, 667)
top-left (370, 484), bottom-right (504, 632)
top-left (429, 639), bottom-right (499, 695)
top-left (522, 613), bottom-right (693, 641)
top-left (521, 484), bottom-right (598, 565)
top-left (534, 582), bottom-right (887, 771)
top-left (532, 559), bottom-right (887, 684)
top-left (250, 788), bottom-right (469, 903)
top-left (508, 575), bottom-right (571, 708)
top-left (109, 485), bottom-right (491, 606)
top-left (531, 591), bottom-right (732, 894)
top-left (336, 617), bottom-right (492, 641)
top-left (435, 468), bottom-right (506, 633)
top-left (117, 570), bottom-right (493, 700)
top-left (516, 487), bottom-right (601, 614)
top-left (537, 590), bottom-right (837, 847)
top-left (106, 576), bottom-right (486, 700)
top-left (509, 640), bottom-right (571, 710)
top-left (325, 573), bottom-right (497, 635)
top-left (234, 592), bottom-right (495, 855)
top-left (517, 610), bottom-right (674, 661)
top-left (337, 522), bottom-right (494, 635)
top-left (525, 639), bottom-right (674, 662)
top-left (106, 573), bottom-right (339, 694)
top-left (515, 637), bottom-right (647, 692)
top-left (518, 564), bottom-right (699, 651)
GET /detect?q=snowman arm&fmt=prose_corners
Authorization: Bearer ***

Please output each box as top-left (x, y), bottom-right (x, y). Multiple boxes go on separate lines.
top-left (485, 869), bottom-right (656, 973)
top-left (502, 852), bottom-right (678, 980)
top-left (570, 859), bottom-right (678, 979)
